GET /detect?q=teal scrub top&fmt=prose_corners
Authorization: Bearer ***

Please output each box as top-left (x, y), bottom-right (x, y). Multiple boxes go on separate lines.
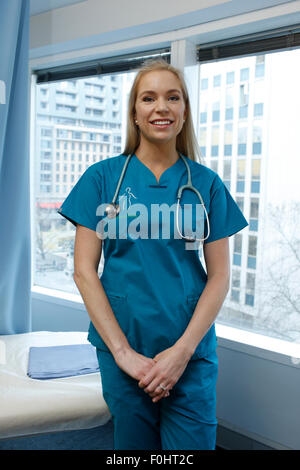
top-left (57, 154), bottom-right (248, 360)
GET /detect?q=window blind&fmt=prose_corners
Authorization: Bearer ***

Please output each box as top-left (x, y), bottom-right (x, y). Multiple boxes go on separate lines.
top-left (197, 24), bottom-right (300, 62)
top-left (35, 48), bottom-right (171, 84)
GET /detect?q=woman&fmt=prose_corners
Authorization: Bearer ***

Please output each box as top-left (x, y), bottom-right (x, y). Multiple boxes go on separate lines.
top-left (58, 59), bottom-right (248, 450)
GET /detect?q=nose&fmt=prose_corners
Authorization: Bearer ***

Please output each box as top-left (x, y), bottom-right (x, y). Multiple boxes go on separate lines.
top-left (155, 97), bottom-right (169, 113)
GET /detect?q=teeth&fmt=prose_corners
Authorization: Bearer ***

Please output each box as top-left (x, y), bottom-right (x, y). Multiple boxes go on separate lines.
top-left (152, 120), bottom-right (172, 125)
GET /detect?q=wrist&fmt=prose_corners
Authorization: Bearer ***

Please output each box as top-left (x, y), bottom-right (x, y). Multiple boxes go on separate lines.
top-left (112, 343), bottom-right (132, 361)
top-left (173, 339), bottom-right (195, 361)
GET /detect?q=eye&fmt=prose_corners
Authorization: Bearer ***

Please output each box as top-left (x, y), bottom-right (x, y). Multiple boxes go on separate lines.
top-left (168, 95), bottom-right (180, 101)
top-left (142, 96), bottom-right (154, 102)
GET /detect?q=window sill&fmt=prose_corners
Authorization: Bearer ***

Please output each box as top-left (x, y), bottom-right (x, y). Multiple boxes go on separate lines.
top-left (31, 286), bottom-right (300, 366)
top-left (31, 285), bottom-right (84, 311)
top-left (216, 323), bottom-right (300, 368)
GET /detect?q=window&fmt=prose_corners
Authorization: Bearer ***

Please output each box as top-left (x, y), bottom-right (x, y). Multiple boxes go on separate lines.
top-left (224, 123), bottom-right (233, 156)
top-left (41, 128), bottom-right (52, 137)
top-left (231, 269), bottom-right (241, 302)
top-left (225, 87), bottom-right (234, 120)
top-left (245, 272), bottom-right (256, 306)
top-left (236, 159), bottom-right (246, 192)
top-left (212, 101), bottom-right (220, 122)
top-left (200, 78), bottom-right (208, 90)
top-left (226, 71), bottom-right (234, 85)
top-left (238, 126), bottom-right (247, 155)
top-left (233, 234), bottom-right (242, 266)
top-left (248, 235), bottom-right (257, 269)
top-left (211, 126), bottom-right (219, 157)
top-left (213, 74), bottom-right (221, 87)
top-left (255, 55), bottom-right (265, 78)
top-left (34, 70), bottom-right (136, 294)
top-left (196, 48), bottom-right (300, 343)
top-left (199, 127), bottom-right (207, 156)
top-left (236, 196), bottom-right (244, 212)
top-left (200, 100), bottom-right (208, 124)
top-left (223, 160), bottom-right (231, 189)
top-left (253, 80), bottom-right (265, 118)
top-left (252, 126), bottom-right (262, 155)
top-left (239, 83), bottom-right (249, 118)
top-left (251, 159), bottom-right (261, 193)
top-left (240, 67), bottom-right (250, 81)
top-left (250, 198), bottom-right (259, 231)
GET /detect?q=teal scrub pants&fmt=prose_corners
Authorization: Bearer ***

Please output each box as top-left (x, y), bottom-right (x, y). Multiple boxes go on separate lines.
top-left (96, 348), bottom-right (218, 450)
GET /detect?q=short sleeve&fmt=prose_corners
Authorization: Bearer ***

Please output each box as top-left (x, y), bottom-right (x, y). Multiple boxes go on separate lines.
top-left (57, 166), bottom-right (102, 232)
top-left (204, 176), bottom-right (248, 244)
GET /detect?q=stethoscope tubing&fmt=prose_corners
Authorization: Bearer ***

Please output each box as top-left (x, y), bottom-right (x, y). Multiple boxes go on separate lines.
top-left (106, 153), bottom-right (210, 243)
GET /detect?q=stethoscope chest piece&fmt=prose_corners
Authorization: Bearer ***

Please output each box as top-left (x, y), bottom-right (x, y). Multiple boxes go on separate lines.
top-left (105, 203), bottom-right (120, 219)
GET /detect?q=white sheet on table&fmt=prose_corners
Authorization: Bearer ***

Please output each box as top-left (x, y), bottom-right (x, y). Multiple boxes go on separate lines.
top-left (0, 331), bottom-right (111, 439)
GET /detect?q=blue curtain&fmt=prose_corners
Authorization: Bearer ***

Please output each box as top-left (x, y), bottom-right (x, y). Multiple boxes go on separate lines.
top-left (0, 0), bottom-right (31, 334)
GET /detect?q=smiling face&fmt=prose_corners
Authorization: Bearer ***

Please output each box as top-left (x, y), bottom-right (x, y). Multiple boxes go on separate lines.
top-left (134, 70), bottom-right (187, 149)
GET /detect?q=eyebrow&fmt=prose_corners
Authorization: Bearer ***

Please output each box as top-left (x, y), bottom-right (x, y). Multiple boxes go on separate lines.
top-left (139, 88), bottom-right (182, 95)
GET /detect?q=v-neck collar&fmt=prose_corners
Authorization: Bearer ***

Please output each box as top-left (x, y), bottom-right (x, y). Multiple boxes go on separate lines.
top-left (133, 153), bottom-right (183, 186)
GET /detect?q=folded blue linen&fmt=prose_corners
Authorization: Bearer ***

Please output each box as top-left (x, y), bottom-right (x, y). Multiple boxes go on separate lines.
top-left (27, 343), bottom-right (99, 379)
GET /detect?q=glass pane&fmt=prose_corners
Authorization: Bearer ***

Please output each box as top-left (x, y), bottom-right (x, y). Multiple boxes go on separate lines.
top-left (237, 159), bottom-right (246, 179)
top-left (224, 123), bottom-right (233, 144)
top-left (223, 160), bottom-right (231, 179)
top-left (250, 198), bottom-right (259, 218)
top-left (236, 196), bottom-right (244, 212)
top-left (248, 236), bottom-right (257, 256)
top-left (252, 159), bottom-right (261, 179)
top-left (199, 127), bottom-right (207, 146)
top-left (211, 126), bottom-right (219, 145)
top-left (232, 269), bottom-right (241, 288)
top-left (196, 49), bottom-right (300, 345)
top-left (34, 71), bottom-right (136, 294)
top-left (234, 234), bottom-right (242, 253)
top-left (226, 71), bottom-right (235, 85)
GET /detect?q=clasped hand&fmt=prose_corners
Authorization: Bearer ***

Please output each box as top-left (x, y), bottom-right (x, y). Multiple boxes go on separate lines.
top-left (114, 344), bottom-right (190, 402)
top-left (138, 346), bottom-right (190, 403)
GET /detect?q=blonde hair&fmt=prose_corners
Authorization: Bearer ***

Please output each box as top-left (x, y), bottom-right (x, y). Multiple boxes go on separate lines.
top-left (123, 59), bottom-right (202, 163)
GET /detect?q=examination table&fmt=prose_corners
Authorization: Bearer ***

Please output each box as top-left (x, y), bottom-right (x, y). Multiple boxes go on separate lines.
top-left (0, 331), bottom-right (111, 439)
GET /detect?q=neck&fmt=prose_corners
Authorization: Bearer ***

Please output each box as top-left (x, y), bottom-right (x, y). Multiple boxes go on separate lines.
top-left (135, 140), bottom-right (179, 166)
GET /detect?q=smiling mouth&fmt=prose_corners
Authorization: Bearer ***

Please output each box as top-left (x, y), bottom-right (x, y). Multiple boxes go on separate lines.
top-left (150, 119), bottom-right (174, 126)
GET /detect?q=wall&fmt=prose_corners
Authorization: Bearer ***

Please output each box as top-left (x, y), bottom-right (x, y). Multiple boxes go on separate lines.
top-left (29, 0), bottom-right (300, 62)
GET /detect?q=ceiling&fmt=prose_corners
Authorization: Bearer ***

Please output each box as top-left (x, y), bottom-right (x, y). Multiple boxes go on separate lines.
top-left (30, 0), bottom-right (86, 16)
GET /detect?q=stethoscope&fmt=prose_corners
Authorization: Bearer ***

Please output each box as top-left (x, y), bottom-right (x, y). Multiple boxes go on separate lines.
top-left (104, 154), bottom-right (210, 243)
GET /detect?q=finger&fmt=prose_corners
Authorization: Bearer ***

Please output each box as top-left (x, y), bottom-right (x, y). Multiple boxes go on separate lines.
top-left (149, 383), bottom-right (169, 397)
top-left (138, 364), bottom-right (160, 389)
top-left (138, 371), bottom-right (156, 389)
top-left (152, 389), bottom-right (170, 403)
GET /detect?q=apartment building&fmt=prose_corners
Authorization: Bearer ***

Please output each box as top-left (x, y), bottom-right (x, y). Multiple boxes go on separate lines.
top-left (198, 54), bottom-right (265, 327)
top-left (35, 74), bottom-right (123, 210)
